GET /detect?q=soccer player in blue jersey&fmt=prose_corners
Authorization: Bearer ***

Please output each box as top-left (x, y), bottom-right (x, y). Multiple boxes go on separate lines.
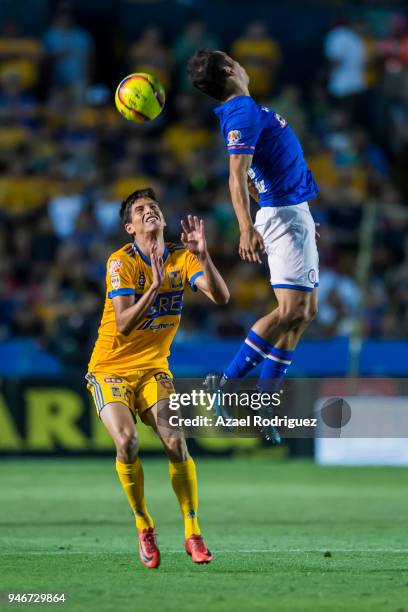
top-left (188, 50), bottom-right (319, 439)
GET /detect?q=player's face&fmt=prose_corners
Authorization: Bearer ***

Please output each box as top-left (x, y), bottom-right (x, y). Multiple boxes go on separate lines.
top-left (126, 198), bottom-right (166, 238)
top-left (223, 53), bottom-right (250, 88)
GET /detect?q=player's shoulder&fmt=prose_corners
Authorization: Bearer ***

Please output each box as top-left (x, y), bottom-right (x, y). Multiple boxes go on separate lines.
top-left (166, 241), bottom-right (187, 255)
top-left (166, 242), bottom-right (192, 264)
top-left (221, 96), bottom-right (260, 128)
top-left (107, 243), bottom-right (137, 269)
top-left (228, 95), bottom-right (258, 114)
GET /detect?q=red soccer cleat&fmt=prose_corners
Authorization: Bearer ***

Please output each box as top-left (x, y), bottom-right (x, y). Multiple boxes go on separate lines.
top-left (138, 528), bottom-right (160, 569)
top-left (185, 534), bottom-right (213, 564)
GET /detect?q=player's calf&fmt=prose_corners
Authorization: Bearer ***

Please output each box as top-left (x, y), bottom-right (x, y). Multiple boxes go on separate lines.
top-left (161, 435), bottom-right (190, 463)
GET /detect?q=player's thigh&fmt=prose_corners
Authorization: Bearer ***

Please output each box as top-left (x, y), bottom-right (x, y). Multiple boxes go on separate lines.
top-left (273, 286), bottom-right (315, 321)
top-left (141, 399), bottom-right (189, 462)
top-left (100, 402), bottom-right (138, 455)
top-left (309, 286), bottom-right (318, 319)
top-left (136, 370), bottom-right (189, 461)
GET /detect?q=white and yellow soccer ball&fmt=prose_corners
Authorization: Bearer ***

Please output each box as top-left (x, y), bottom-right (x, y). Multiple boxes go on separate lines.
top-left (115, 73), bottom-right (165, 123)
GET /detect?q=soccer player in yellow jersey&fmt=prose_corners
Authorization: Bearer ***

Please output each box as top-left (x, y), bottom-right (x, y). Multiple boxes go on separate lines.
top-left (86, 187), bottom-right (229, 568)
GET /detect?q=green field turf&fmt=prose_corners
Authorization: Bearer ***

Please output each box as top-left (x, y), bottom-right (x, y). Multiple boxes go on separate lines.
top-left (1, 458), bottom-right (407, 612)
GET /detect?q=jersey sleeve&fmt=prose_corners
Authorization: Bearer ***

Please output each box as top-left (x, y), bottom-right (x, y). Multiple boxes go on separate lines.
top-left (223, 100), bottom-right (262, 155)
top-left (185, 252), bottom-right (204, 292)
top-left (106, 255), bottom-right (136, 298)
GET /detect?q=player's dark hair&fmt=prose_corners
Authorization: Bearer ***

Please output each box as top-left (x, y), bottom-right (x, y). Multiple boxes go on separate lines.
top-left (187, 49), bottom-right (232, 100)
top-left (120, 187), bottom-right (158, 225)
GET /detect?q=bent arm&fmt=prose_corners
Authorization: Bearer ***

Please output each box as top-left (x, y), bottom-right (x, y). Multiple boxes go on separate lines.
top-left (229, 153), bottom-right (254, 230)
top-left (112, 288), bottom-right (158, 335)
top-left (194, 254), bottom-right (230, 305)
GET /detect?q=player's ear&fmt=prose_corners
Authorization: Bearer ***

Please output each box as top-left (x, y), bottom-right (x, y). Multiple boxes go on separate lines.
top-left (124, 222), bottom-right (134, 237)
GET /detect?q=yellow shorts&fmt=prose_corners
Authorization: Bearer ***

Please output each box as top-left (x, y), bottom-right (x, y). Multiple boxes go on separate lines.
top-left (85, 369), bottom-right (175, 417)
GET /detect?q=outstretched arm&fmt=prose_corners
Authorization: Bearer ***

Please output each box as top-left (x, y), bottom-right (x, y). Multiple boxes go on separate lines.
top-left (229, 154), bottom-right (265, 263)
top-left (181, 215), bottom-right (230, 305)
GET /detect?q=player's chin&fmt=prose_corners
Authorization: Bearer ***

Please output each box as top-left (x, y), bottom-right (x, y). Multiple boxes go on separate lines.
top-left (144, 218), bottom-right (162, 229)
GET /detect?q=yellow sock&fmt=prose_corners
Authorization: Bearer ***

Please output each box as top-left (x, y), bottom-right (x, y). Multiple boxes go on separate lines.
top-left (116, 457), bottom-right (154, 531)
top-left (169, 457), bottom-right (200, 538)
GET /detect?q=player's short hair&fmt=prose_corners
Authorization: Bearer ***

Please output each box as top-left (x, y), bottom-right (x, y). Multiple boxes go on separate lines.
top-left (120, 187), bottom-right (158, 225)
top-left (187, 49), bottom-right (232, 100)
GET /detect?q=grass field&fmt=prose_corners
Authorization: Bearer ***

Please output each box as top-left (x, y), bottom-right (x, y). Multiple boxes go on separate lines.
top-left (1, 458), bottom-right (408, 612)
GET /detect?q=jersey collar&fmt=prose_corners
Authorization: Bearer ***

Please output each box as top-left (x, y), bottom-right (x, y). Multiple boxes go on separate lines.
top-left (213, 94), bottom-right (252, 116)
top-left (133, 241), bottom-right (169, 266)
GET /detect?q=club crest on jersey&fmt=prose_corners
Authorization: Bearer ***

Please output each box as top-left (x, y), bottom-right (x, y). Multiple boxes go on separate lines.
top-left (308, 268), bottom-right (317, 284)
top-left (109, 259), bottom-right (122, 274)
top-left (274, 113), bottom-right (287, 128)
top-left (154, 372), bottom-right (172, 381)
top-left (138, 272), bottom-right (146, 290)
top-left (154, 371), bottom-right (174, 391)
top-left (227, 130), bottom-right (242, 145)
top-left (168, 269), bottom-right (182, 289)
top-left (111, 386), bottom-right (123, 398)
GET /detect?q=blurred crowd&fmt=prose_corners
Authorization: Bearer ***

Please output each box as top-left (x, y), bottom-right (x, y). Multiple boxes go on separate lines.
top-left (1, 5), bottom-right (408, 368)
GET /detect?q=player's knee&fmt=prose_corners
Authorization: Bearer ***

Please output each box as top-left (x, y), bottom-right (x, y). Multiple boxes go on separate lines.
top-left (115, 430), bottom-right (138, 462)
top-left (163, 436), bottom-right (189, 463)
top-left (278, 304), bottom-right (309, 330)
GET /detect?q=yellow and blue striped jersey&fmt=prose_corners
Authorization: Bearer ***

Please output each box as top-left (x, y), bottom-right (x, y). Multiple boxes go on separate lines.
top-left (88, 241), bottom-right (203, 374)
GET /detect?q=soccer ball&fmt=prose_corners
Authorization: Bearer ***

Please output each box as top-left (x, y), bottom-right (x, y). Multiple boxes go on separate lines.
top-left (115, 73), bottom-right (165, 123)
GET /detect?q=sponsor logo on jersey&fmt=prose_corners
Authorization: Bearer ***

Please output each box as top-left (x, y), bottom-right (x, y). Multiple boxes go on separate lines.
top-left (227, 129), bottom-right (242, 145)
top-left (136, 320), bottom-right (176, 331)
top-left (169, 269), bottom-right (182, 289)
top-left (111, 274), bottom-right (120, 289)
top-left (104, 377), bottom-right (123, 383)
top-left (147, 290), bottom-right (184, 319)
top-left (109, 259), bottom-right (122, 274)
top-left (274, 113), bottom-right (287, 128)
top-left (248, 167), bottom-right (267, 194)
top-left (255, 179), bottom-right (267, 194)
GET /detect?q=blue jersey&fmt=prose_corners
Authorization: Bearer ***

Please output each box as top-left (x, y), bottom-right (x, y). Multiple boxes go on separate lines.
top-left (214, 95), bottom-right (319, 208)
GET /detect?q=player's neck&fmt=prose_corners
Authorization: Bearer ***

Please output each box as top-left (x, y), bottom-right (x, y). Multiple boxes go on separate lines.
top-left (134, 232), bottom-right (165, 258)
top-left (222, 86), bottom-right (250, 104)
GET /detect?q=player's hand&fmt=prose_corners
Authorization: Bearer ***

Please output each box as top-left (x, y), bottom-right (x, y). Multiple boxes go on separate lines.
top-left (150, 242), bottom-right (165, 289)
top-left (239, 226), bottom-right (265, 264)
top-left (180, 215), bottom-right (207, 260)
